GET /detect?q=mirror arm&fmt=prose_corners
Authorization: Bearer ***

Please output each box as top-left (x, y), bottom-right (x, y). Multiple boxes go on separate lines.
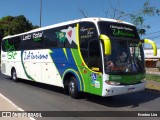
top-left (99, 34), bottom-right (111, 55)
top-left (142, 39), bottom-right (157, 56)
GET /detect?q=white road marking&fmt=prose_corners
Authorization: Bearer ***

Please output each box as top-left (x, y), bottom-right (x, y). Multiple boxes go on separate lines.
top-left (0, 93), bottom-right (36, 120)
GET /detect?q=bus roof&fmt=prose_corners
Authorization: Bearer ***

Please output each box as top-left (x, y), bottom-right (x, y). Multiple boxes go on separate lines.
top-left (2, 17), bottom-right (134, 40)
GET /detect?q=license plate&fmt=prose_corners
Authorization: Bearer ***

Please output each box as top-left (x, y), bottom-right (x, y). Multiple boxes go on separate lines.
top-left (128, 87), bottom-right (135, 93)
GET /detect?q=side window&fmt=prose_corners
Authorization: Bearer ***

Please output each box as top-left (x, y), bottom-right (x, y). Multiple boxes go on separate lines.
top-left (21, 34), bottom-right (32, 50)
top-left (21, 39), bottom-right (31, 50)
top-left (21, 31), bottom-right (43, 50)
top-left (89, 39), bottom-right (101, 58)
top-left (43, 24), bottom-right (77, 49)
top-left (2, 39), bottom-right (14, 52)
top-left (31, 32), bottom-right (43, 49)
top-left (13, 37), bottom-right (22, 50)
top-left (79, 22), bottom-right (102, 72)
top-left (2, 40), bottom-right (7, 52)
top-left (2, 37), bottom-right (22, 51)
top-left (43, 28), bottom-right (64, 48)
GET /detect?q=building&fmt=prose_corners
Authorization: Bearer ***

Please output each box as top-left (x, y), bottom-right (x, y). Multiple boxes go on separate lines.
top-left (144, 49), bottom-right (160, 68)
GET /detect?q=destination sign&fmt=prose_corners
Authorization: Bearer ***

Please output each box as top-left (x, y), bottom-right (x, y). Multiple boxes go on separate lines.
top-left (98, 21), bottom-right (140, 39)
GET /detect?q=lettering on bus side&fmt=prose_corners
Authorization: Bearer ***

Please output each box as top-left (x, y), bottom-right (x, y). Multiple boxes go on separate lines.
top-left (4, 40), bottom-right (17, 59)
top-left (22, 34), bottom-right (32, 40)
top-left (22, 32), bottom-right (43, 41)
top-left (24, 51), bottom-right (48, 60)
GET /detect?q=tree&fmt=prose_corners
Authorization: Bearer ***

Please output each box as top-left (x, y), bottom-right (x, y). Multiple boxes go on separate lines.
top-left (0, 15), bottom-right (38, 55)
top-left (79, 0), bottom-right (160, 35)
top-left (0, 15), bottom-right (38, 39)
top-left (110, 0), bottom-right (160, 35)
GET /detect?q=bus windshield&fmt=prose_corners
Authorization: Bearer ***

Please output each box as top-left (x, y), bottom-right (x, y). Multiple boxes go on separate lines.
top-left (98, 21), bottom-right (145, 74)
top-left (105, 39), bottom-right (145, 74)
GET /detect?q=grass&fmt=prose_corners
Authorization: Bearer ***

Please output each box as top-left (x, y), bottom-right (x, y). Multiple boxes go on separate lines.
top-left (146, 74), bottom-right (160, 82)
top-left (145, 74), bottom-right (160, 91)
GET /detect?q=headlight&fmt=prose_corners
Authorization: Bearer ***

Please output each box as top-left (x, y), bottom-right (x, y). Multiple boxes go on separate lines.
top-left (105, 80), bottom-right (120, 85)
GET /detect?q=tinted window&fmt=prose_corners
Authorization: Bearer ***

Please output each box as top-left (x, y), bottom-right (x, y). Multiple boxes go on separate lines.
top-left (21, 31), bottom-right (43, 50)
top-left (43, 28), bottom-right (63, 48)
top-left (13, 37), bottom-right (22, 50)
top-left (79, 22), bottom-right (102, 72)
top-left (43, 24), bottom-right (77, 48)
top-left (2, 39), bottom-right (9, 52)
top-left (32, 32), bottom-right (43, 49)
top-left (21, 39), bottom-right (32, 50)
top-left (2, 37), bottom-right (21, 52)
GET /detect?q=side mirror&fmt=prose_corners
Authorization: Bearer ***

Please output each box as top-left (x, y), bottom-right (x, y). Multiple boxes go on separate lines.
top-left (142, 39), bottom-right (157, 56)
top-left (99, 34), bottom-right (111, 55)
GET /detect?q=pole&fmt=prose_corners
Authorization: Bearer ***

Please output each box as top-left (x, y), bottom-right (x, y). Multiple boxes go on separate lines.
top-left (40, 0), bottom-right (42, 27)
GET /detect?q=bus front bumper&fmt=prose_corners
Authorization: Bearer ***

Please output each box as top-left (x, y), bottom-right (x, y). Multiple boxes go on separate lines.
top-left (102, 82), bottom-right (146, 97)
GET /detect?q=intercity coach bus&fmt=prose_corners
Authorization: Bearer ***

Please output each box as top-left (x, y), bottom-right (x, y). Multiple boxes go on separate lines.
top-left (1, 18), bottom-right (157, 98)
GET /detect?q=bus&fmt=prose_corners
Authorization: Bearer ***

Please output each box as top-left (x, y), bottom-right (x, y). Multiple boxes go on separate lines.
top-left (1, 18), bottom-right (157, 98)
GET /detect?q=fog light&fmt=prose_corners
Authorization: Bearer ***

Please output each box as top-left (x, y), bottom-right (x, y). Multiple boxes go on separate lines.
top-left (105, 81), bottom-right (120, 85)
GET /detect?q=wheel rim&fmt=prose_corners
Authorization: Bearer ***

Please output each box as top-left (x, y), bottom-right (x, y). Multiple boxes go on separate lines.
top-left (69, 81), bottom-right (75, 94)
top-left (12, 71), bottom-right (16, 80)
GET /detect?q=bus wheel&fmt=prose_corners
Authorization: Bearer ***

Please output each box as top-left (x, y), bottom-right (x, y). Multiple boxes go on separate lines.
top-left (68, 76), bottom-right (80, 99)
top-left (11, 69), bottom-right (18, 82)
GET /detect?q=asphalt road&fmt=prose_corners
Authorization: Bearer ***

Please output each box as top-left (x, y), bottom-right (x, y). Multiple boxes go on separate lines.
top-left (0, 73), bottom-right (160, 120)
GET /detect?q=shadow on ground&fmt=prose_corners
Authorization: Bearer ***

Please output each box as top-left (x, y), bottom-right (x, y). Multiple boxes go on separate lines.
top-left (5, 76), bottom-right (160, 109)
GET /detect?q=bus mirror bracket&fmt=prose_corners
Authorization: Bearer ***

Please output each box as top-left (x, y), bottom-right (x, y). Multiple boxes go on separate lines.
top-left (142, 39), bottom-right (157, 56)
top-left (99, 34), bottom-right (111, 55)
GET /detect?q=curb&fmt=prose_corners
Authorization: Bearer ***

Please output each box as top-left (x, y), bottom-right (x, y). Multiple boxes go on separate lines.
top-left (146, 80), bottom-right (160, 91)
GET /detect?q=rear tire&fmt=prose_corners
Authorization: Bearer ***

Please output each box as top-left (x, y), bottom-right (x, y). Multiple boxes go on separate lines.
top-left (68, 76), bottom-right (80, 99)
top-left (11, 69), bottom-right (18, 82)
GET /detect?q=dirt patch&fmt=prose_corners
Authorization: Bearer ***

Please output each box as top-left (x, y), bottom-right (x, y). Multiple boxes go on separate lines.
top-left (146, 80), bottom-right (160, 91)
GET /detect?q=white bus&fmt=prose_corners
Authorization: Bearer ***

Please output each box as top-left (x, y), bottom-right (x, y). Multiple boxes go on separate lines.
top-left (1, 18), bottom-right (157, 98)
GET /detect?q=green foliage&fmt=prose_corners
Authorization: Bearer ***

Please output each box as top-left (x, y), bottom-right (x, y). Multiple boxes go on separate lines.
top-left (101, 0), bottom-right (160, 35)
top-left (128, 0), bottom-right (160, 35)
top-left (0, 15), bottom-right (38, 55)
top-left (0, 15), bottom-right (38, 39)
top-left (146, 74), bottom-right (160, 82)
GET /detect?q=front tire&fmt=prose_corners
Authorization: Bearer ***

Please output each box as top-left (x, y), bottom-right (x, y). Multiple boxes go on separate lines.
top-left (68, 76), bottom-right (80, 99)
top-left (11, 69), bottom-right (18, 82)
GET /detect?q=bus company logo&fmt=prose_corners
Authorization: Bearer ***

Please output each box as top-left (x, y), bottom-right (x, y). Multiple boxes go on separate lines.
top-left (56, 26), bottom-right (77, 45)
top-left (4, 40), bottom-right (17, 59)
top-left (56, 32), bottom-right (66, 42)
top-left (22, 32), bottom-right (43, 41)
top-left (23, 51), bottom-right (48, 60)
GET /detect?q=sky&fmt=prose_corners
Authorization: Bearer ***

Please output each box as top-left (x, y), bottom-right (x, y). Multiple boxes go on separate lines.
top-left (0, 0), bottom-right (160, 48)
